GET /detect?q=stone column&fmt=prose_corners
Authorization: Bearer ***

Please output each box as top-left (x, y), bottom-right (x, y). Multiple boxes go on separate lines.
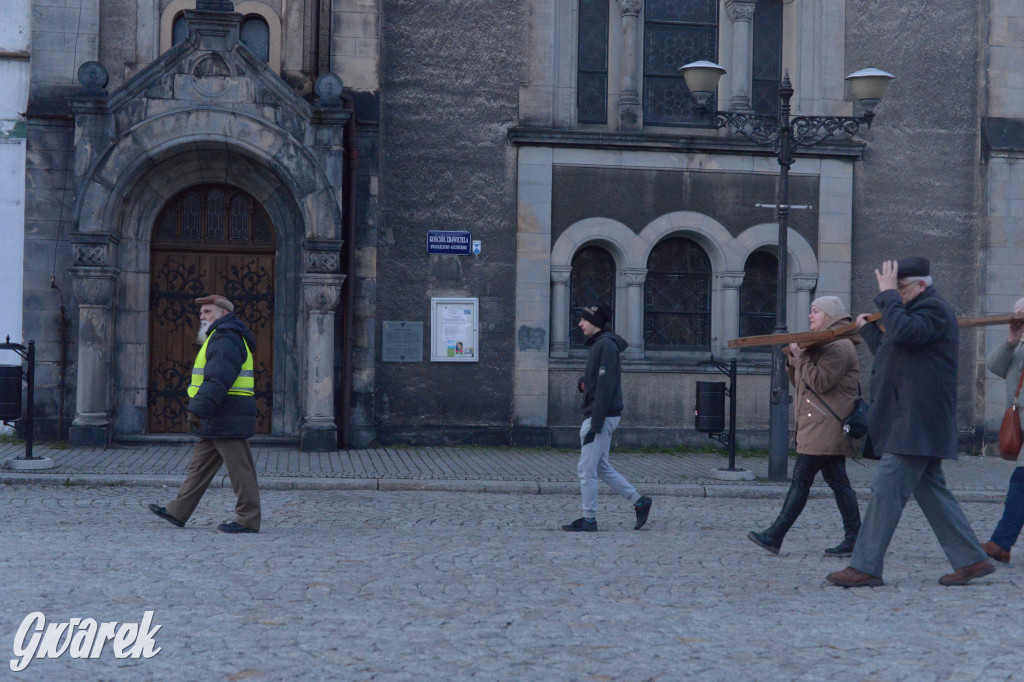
top-left (720, 271), bottom-right (745, 356)
top-left (301, 273), bottom-right (345, 451)
top-left (69, 266), bottom-right (119, 446)
top-left (793, 275), bottom-right (818, 332)
top-left (725, 0), bottom-right (756, 112)
top-left (550, 266), bottom-right (571, 358)
top-left (622, 269), bottom-right (647, 358)
top-left (616, 0), bottom-right (643, 131)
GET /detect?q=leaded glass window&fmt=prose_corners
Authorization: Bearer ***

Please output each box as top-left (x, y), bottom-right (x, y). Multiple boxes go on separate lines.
top-left (739, 250), bottom-right (777, 340)
top-left (578, 0), bottom-right (609, 124)
top-left (644, 237), bottom-right (711, 349)
top-left (643, 0), bottom-right (718, 126)
top-left (153, 185), bottom-right (274, 249)
top-left (570, 246), bottom-right (616, 349)
top-left (751, 0), bottom-right (783, 116)
top-left (240, 16), bottom-right (270, 63)
top-left (172, 14), bottom-right (188, 46)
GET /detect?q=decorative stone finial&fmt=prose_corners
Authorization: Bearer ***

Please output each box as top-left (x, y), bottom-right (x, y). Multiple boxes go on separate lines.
top-left (77, 61), bottom-right (109, 96)
top-left (314, 73), bottom-right (345, 109)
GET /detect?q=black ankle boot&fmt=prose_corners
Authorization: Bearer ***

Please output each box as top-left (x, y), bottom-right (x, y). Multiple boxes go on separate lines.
top-left (826, 480), bottom-right (861, 558)
top-left (823, 536), bottom-right (856, 557)
top-left (748, 529), bottom-right (782, 555)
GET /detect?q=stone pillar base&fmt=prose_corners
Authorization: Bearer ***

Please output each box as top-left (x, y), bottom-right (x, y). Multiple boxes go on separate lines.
top-left (69, 424), bottom-right (111, 447)
top-left (301, 425), bottom-right (338, 452)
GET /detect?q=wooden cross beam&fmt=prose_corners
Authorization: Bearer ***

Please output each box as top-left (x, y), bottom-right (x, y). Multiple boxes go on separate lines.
top-left (728, 312), bottom-right (1024, 349)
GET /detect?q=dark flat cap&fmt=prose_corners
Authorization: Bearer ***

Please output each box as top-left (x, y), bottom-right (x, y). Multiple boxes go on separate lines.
top-left (897, 256), bottom-right (930, 278)
top-left (194, 294), bottom-right (235, 312)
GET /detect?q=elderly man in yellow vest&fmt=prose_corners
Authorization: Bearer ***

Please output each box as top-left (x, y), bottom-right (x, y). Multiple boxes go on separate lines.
top-left (149, 294), bottom-right (262, 533)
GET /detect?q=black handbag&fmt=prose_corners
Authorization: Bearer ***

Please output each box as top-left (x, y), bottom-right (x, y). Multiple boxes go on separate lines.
top-left (803, 381), bottom-right (869, 440)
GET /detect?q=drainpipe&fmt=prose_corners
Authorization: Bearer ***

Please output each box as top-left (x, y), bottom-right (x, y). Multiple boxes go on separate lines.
top-left (339, 92), bottom-right (358, 448)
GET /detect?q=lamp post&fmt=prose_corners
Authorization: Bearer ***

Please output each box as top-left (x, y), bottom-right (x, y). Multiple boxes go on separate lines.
top-left (679, 61), bottom-right (894, 482)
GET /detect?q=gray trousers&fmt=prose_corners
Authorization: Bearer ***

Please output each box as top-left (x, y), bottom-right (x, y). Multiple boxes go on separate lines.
top-left (577, 416), bottom-right (639, 517)
top-left (850, 453), bottom-right (986, 577)
top-left (165, 437), bottom-right (261, 531)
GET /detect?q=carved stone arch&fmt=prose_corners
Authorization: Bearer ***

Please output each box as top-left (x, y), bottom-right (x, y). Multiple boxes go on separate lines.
top-left (637, 211), bottom-right (737, 274)
top-left (74, 110), bottom-right (341, 243)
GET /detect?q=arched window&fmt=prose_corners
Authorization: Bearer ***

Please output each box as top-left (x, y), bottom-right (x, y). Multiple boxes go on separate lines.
top-left (577, 0), bottom-right (609, 124)
top-left (644, 236), bottom-right (711, 349)
top-left (240, 15), bottom-right (270, 63)
top-left (739, 250), bottom-right (778, 340)
top-left (570, 246), bottom-right (616, 348)
top-left (172, 12), bottom-right (189, 45)
top-left (643, 0), bottom-right (718, 126)
top-left (751, 0), bottom-right (783, 116)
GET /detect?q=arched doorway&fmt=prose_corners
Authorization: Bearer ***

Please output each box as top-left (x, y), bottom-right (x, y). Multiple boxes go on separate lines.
top-left (147, 184), bottom-right (276, 434)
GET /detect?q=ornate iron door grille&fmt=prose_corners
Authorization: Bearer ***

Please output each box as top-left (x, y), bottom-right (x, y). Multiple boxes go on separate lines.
top-left (644, 236), bottom-right (711, 349)
top-left (148, 184), bottom-right (276, 434)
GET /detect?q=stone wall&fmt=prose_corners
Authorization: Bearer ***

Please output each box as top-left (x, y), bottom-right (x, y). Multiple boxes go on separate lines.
top-left (373, 0), bottom-right (527, 442)
top-left (846, 0), bottom-right (981, 437)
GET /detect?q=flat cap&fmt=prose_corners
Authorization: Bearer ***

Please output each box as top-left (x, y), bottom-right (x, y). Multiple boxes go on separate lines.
top-left (897, 256), bottom-right (930, 278)
top-left (194, 294), bottom-right (235, 312)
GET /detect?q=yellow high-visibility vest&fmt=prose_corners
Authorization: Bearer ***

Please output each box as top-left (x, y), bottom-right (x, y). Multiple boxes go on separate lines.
top-left (187, 329), bottom-right (255, 398)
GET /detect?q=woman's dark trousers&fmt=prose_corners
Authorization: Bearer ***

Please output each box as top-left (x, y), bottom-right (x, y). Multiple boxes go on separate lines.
top-left (990, 466), bottom-right (1024, 551)
top-left (757, 454), bottom-right (861, 551)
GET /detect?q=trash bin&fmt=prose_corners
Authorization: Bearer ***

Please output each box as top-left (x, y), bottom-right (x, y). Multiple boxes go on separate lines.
top-left (0, 365), bottom-right (22, 421)
top-left (695, 381), bottom-right (725, 433)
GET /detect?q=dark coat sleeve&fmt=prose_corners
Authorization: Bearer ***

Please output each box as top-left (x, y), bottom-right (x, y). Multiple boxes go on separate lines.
top-left (875, 289), bottom-right (948, 347)
top-left (859, 322), bottom-right (883, 354)
top-left (187, 330), bottom-right (245, 419)
top-left (588, 340), bottom-right (617, 434)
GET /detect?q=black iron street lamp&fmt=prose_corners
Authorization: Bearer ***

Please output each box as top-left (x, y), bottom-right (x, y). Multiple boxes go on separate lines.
top-left (679, 61), bottom-right (894, 482)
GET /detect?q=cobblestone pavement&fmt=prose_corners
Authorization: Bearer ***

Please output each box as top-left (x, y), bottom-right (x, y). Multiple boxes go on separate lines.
top-left (2, 485), bottom-right (1022, 681)
top-left (1, 443), bottom-right (1016, 501)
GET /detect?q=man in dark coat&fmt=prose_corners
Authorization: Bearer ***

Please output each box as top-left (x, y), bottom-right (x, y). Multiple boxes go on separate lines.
top-left (149, 294), bottom-right (262, 533)
top-left (561, 304), bottom-right (651, 532)
top-left (827, 258), bottom-right (993, 587)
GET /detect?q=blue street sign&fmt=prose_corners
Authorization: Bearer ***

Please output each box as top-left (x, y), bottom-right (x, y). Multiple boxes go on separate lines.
top-left (427, 230), bottom-right (472, 255)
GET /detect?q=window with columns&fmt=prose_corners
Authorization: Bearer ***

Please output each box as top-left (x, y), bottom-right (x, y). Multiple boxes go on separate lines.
top-left (571, 0), bottom-right (788, 128)
top-left (739, 249), bottom-right (777, 340)
top-left (569, 245), bottom-right (616, 348)
top-left (644, 237), bottom-right (711, 349)
top-left (642, 0), bottom-right (718, 126)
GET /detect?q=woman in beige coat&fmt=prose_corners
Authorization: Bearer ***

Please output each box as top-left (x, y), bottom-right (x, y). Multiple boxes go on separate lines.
top-left (748, 296), bottom-right (862, 556)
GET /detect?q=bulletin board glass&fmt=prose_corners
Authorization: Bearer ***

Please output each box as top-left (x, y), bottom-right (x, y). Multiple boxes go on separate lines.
top-left (430, 298), bottom-right (479, 362)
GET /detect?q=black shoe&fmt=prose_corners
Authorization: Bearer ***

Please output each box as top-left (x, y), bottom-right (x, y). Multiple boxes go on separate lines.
top-left (217, 521), bottom-right (258, 534)
top-left (561, 518), bottom-right (597, 532)
top-left (148, 504), bottom-right (184, 528)
top-left (747, 530), bottom-right (781, 555)
top-left (634, 496), bottom-right (652, 530)
top-left (824, 539), bottom-right (856, 558)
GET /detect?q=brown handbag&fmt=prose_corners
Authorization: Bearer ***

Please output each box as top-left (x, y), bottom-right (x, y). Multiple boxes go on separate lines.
top-left (998, 363), bottom-right (1024, 460)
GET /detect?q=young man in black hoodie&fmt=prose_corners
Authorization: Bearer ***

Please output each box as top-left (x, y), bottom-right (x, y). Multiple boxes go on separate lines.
top-left (149, 294), bottom-right (262, 534)
top-left (562, 304), bottom-right (652, 532)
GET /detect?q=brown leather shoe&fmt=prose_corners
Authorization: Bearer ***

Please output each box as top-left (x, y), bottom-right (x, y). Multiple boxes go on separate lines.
top-left (939, 560), bottom-right (996, 586)
top-left (826, 566), bottom-right (884, 588)
top-left (982, 541), bottom-right (1011, 564)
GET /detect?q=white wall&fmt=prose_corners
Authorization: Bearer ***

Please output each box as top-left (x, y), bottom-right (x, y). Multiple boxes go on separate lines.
top-left (0, 0), bottom-right (30, 364)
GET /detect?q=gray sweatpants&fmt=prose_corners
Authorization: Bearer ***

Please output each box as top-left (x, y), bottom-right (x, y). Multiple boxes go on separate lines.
top-left (850, 453), bottom-right (986, 577)
top-left (577, 416), bottom-right (640, 517)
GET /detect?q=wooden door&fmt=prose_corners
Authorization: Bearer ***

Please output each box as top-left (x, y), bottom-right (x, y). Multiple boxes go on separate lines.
top-left (148, 184), bottom-right (275, 434)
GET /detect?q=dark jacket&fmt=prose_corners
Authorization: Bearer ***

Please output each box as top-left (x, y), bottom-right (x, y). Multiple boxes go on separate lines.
top-left (580, 330), bottom-right (627, 433)
top-left (187, 313), bottom-right (258, 439)
top-left (859, 286), bottom-right (958, 459)
top-left (786, 317), bottom-right (860, 456)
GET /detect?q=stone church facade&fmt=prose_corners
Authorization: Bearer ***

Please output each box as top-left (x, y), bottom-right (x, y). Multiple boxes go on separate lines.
top-left (15, 0), bottom-right (1024, 451)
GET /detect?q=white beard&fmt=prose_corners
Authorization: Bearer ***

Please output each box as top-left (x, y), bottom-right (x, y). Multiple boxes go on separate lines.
top-left (196, 320), bottom-right (211, 345)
